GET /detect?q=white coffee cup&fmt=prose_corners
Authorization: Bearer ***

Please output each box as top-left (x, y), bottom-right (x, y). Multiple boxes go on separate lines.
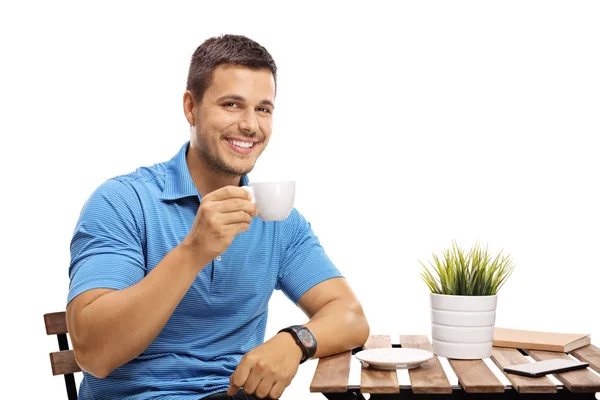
top-left (242, 181), bottom-right (295, 221)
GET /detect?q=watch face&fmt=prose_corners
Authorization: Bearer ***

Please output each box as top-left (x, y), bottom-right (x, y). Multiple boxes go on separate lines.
top-left (298, 328), bottom-right (315, 347)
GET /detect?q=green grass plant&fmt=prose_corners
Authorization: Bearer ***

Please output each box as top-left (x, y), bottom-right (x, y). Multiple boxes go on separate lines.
top-left (420, 241), bottom-right (514, 296)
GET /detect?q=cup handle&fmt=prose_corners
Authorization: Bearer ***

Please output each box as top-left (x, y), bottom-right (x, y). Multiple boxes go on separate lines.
top-left (241, 186), bottom-right (256, 204)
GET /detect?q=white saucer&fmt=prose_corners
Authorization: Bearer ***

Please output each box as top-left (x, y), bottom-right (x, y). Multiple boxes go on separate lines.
top-left (355, 348), bottom-right (434, 370)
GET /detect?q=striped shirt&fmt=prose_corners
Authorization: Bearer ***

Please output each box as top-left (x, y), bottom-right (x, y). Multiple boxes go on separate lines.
top-left (67, 141), bottom-right (343, 400)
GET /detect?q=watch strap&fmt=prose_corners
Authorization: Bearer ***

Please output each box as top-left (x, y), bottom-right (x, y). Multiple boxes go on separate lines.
top-left (278, 325), bottom-right (317, 364)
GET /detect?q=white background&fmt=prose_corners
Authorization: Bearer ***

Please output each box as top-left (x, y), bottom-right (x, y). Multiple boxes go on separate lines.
top-left (1, 1), bottom-right (599, 398)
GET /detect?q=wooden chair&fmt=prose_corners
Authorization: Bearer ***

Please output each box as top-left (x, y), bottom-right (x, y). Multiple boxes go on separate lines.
top-left (44, 311), bottom-right (81, 400)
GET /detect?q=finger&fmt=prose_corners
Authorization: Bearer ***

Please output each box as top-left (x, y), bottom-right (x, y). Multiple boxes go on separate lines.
top-left (212, 198), bottom-right (258, 216)
top-left (240, 369), bottom-right (262, 396)
top-left (216, 224), bottom-right (251, 243)
top-left (254, 376), bottom-right (276, 399)
top-left (228, 361), bottom-right (252, 396)
top-left (268, 381), bottom-right (287, 399)
top-left (221, 223), bottom-right (252, 239)
top-left (219, 210), bottom-right (253, 226)
top-left (206, 186), bottom-right (252, 202)
top-left (235, 222), bottom-right (252, 234)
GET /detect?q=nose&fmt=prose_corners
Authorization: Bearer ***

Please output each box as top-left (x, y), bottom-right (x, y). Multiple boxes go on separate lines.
top-left (238, 109), bottom-right (259, 134)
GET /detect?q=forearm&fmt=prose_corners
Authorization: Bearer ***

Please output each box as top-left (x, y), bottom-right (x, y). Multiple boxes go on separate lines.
top-left (70, 243), bottom-right (210, 377)
top-left (304, 299), bottom-right (370, 359)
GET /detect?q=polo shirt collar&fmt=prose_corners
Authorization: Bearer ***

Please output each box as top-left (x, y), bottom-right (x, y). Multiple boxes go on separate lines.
top-left (160, 141), bottom-right (249, 201)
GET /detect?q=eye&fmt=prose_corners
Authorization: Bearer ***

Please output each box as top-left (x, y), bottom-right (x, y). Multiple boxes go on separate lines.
top-left (223, 102), bottom-right (239, 108)
top-left (257, 107), bottom-right (272, 114)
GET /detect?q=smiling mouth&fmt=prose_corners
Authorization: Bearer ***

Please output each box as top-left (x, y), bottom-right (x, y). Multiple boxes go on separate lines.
top-left (223, 137), bottom-right (260, 155)
top-left (226, 138), bottom-right (255, 149)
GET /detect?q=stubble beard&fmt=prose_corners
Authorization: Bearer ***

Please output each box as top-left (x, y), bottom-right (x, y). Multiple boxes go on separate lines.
top-left (199, 140), bottom-right (256, 177)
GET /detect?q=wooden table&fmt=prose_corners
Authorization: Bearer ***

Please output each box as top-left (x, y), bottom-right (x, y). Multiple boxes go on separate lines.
top-left (310, 335), bottom-right (600, 399)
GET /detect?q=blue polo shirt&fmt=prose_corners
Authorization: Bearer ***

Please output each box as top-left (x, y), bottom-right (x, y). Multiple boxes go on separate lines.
top-left (67, 141), bottom-right (343, 400)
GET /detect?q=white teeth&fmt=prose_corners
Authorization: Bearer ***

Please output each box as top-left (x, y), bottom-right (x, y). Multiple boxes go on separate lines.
top-left (228, 139), bottom-right (254, 148)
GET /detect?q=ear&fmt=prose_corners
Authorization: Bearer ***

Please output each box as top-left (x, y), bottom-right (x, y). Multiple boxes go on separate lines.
top-left (183, 90), bottom-right (196, 126)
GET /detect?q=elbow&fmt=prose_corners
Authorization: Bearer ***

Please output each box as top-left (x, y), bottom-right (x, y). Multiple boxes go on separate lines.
top-left (72, 344), bottom-right (113, 379)
top-left (90, 369), bottom-right (111, 380)
top-left (89, 366), bottom-right (112, 379)
top-left (67, 308), bottom-right (115, 379)
top-left (69, 323), bottom-right (113, 378)
top-left (356, 312), bottom-right (370, 347)
top-left (347, 301), bottom-right (370, 347)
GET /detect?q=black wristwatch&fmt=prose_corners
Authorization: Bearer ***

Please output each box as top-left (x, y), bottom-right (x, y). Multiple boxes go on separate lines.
top-left (278, 325), bottom-right (317, 364)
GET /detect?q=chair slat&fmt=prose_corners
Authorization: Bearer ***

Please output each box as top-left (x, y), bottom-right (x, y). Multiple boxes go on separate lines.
top-left (50, 350), bottom-right (81, 376)
top-left (45, 312), bottom-right (68, 335)
top-left (310, 350), bottom-right (352, 393)
top-left (399, 335), bottom-right (452, 394)
top-left (449, 359), bottom-right (505, 393)
top-left (528, 349), bottom-right (600, 393)
top-left (570, 344), bottom-right (600, 375)
top-left (360, 335), bottom-right (399, 394)
top-left (490, 347), bottom-right (556, 393)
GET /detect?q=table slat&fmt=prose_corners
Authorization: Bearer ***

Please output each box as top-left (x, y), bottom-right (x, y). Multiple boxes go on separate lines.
top-left (449, 359), bottom-right (505, 393)
top-left (310, 351), bottom-right (352, 393)
top-left (360, 335), bottom-right (399, 394)
top-left (364, 335), bottom-right (393, 349)
top-left (528, 349), bottom-right (600, 393)
top-left (490, 347), bottom-right (556, 393)
top-left (399, 335), bottom-right (452, 394)
top-left (570, 344), bottom-right (600, 375)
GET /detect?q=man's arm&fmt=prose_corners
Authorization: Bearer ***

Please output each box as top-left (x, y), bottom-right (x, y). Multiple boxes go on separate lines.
top-left (67, 186), bottom-right (257, 378)
top-left (298, 277), bottom-right (369, 357)
top-left (228, 277), bottom-right (369, 398)
top-left (67, 243), bottom-right (210, 378)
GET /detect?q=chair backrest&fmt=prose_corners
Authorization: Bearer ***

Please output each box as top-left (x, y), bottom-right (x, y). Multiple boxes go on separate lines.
top-left (44, 311), bottom-right (81, 400)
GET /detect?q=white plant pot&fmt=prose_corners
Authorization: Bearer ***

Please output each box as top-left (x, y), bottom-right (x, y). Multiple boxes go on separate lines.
top-left (430, 293), bottom-right (498, 360)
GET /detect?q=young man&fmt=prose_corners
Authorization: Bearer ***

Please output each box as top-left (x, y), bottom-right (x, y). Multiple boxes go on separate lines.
top-left (66, 34), bottom-right (369, 400)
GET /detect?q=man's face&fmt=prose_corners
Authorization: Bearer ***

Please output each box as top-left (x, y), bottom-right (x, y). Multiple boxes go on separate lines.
top-left (189, 64), bottom-right (275, 177)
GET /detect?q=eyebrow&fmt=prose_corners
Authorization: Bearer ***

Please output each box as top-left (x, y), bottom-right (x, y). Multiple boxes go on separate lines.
top-left (216, 95), bottom-right (275, 110)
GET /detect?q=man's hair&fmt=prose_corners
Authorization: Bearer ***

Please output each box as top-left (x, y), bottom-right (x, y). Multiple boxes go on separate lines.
top-left (186, 34), bottom-right (277, 102)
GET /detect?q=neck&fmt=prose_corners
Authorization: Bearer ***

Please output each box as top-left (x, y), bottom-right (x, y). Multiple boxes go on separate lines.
top-left (186, 146), bottom-right (241, 198)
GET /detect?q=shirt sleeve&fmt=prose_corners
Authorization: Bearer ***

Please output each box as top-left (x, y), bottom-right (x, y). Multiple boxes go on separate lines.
top-left (276, 209), bottom-right (344, 304)
top-left (67, 178), bottom-right (146, 305)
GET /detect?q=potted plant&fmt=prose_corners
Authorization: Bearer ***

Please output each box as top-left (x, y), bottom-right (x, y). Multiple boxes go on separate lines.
top-left (420, 241), bottom-right (515, 359)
